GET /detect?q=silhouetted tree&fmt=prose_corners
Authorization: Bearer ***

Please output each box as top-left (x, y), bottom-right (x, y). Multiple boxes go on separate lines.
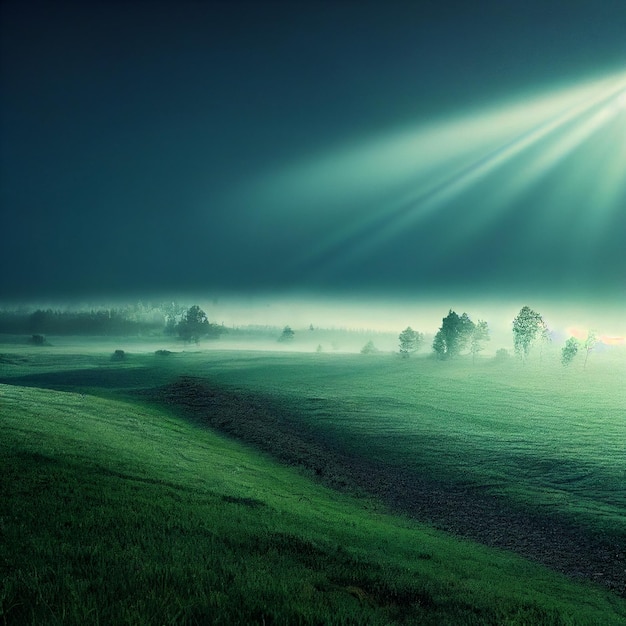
top-left (512, 306), bottom-right (548, 361)
top-left (432, 310), bottom-right (474, 359)
top-left (561, 337), bottom-right (579, 367)
top-left (278, 326), bottom-right (295, 342)
top-left (177, 305), bottom-right (211, 344)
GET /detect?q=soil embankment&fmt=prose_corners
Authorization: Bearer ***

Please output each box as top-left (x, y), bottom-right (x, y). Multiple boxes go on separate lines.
top-left (151, 376), bottom-right (625, 597)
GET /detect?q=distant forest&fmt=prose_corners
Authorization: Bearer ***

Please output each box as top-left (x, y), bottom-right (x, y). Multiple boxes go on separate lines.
top-left (0, 307), bottom-right (165, 336)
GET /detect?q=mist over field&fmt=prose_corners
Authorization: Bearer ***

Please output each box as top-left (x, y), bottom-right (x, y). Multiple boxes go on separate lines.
top-left (4, 293), bottom-right (624, 355)
top-left (189, 294), bottom-right (626, 345)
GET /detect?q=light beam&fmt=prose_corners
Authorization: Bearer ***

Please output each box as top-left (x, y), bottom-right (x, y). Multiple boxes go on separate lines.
top-left (235, 68), bottom-right (626, 292)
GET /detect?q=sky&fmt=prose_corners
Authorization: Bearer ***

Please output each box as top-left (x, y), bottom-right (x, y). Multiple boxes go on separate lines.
top-left (1, 1), bottom-right (625, 311)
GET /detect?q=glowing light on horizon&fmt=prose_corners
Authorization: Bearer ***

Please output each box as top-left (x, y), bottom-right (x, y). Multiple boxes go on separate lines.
top-left (566, 327), bottom-right (591, 340)
top-left (600, 335), bottom-right (626, 346)
top-left (565, 327), bottom-right (626, 346)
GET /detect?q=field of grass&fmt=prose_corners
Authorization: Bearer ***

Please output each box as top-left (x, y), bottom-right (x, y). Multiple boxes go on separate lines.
top-left (1, 338), bottom-right (625, 624)
top-left (196, 349), bottom-right (626, 531)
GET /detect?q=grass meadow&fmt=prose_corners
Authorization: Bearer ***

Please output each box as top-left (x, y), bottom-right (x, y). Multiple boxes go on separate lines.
top-left (1, 338), bottom-right (625, 624)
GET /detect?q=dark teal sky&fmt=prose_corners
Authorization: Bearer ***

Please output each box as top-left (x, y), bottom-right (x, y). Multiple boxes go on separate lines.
top-left (1, 1), bottom-right (625, 303)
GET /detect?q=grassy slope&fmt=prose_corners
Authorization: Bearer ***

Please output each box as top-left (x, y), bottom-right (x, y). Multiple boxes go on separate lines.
top-left (1, 344), bottom-right (625, 624)
top-left (0, 393), bottom-right (621, 624)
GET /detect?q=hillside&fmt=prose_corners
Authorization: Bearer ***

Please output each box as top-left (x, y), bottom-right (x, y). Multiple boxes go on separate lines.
top-left (1, 344), bottom-right (625, 624)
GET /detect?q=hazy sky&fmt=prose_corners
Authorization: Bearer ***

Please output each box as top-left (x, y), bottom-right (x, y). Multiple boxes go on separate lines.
top-left (1, 1), bottom-right (625, 304)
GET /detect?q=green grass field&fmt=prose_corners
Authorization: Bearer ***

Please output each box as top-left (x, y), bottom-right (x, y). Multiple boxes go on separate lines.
top-left (197, 349), bottom-right (626, 533)
top-left (1, 339), bottom-right (625, 624)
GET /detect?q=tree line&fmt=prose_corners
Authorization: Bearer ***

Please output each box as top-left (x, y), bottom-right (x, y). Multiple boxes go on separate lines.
top-left (0, 303), bottom-right (602, 365)
top-left (393, 310), bottom-right (489, 361)
top-left (0, 308), bottom-right (163, 336)
top-left (0, 304), bottom-right (226, 342)
top-left (395, 305), bottom-right (599, 367)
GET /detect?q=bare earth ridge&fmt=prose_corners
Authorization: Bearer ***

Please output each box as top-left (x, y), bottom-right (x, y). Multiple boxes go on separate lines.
top-left (151, 376), bottom-right (625, 598)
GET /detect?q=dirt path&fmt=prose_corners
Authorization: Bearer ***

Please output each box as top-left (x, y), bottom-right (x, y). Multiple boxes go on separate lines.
top-left (152, 376), bottom-right (625, 598)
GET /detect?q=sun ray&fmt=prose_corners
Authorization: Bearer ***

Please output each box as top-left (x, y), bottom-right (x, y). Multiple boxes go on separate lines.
top-left (295, 74), bottom-right (626, 278)
top-left (235, 69), bottom-right (626, 287)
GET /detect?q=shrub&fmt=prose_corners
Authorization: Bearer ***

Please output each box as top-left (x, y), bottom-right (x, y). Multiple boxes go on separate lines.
top-left (360, 340), bottom-right (379, 355)
top-left (111, 349), bottom-right (126, 360)
top-left (494, 348), bottom-right (510, 361)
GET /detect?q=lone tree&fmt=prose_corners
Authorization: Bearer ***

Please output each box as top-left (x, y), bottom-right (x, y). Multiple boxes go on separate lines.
top-left (432, 310), bottom-right (474, 359)
top-left (470, 319), bottom-right (490, 363)
top-left (399, 326), bottom-right (422, 357)
top-left (177, 305), bottom-right (211, 344)
top-left (512, 306), bottom-right (548, 362)
top-left (583, 330), bottom-right (598, 369)
top-left (561, 337), bottom-right (579, 367)
top-left (278, 325), bottom-right (295, 342)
